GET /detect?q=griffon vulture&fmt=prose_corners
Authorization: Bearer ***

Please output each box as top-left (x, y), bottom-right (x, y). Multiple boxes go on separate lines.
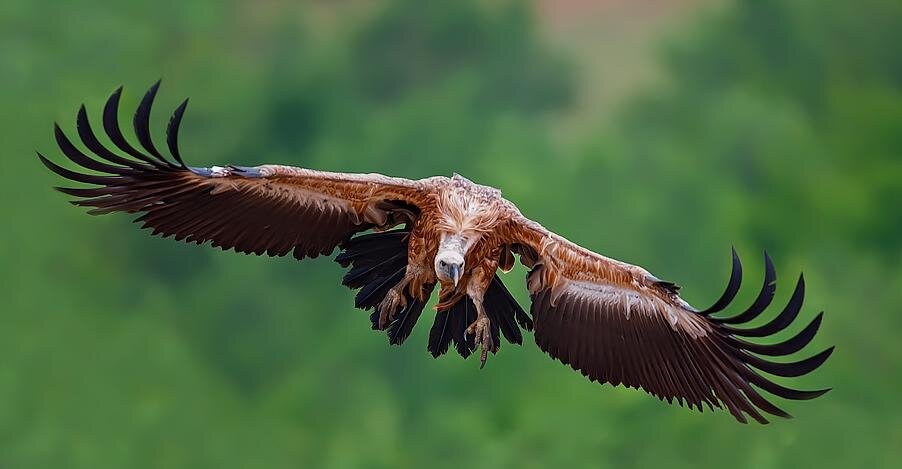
top-left (39, 82), bottom-right (832, 424)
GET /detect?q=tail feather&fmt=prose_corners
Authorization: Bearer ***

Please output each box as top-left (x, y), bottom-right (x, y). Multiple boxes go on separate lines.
top-left (337, 229), bottom-right (533, 355)
top-left (387, 297), bottom-right (428, 345)
top-left (428, 310), bottom-right (454, 357)
top-left (450, 298), bottom-right (478, 358)
top-left (338, 229), bottom-right (428, 345)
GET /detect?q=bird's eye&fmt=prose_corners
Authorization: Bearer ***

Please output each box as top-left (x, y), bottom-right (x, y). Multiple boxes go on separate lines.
top-left (439, 260), bottom-right (447, 267)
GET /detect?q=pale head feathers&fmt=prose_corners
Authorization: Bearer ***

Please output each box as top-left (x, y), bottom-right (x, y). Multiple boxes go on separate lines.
top-left (434, 175), bottom-right (503, 240)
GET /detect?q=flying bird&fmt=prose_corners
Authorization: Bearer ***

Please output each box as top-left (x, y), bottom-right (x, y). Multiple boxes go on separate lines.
top-left (39, 82), bottom-right (832, 424)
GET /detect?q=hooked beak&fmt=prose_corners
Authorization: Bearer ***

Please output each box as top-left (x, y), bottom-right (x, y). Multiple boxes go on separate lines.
top-left (449, 263), bottom-right (461, 287)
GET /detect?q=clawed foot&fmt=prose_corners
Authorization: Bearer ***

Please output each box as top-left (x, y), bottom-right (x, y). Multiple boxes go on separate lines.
top-left (466, 316), bottom-right (496, 369)
top-left (378, 287), bottom-right (408, 329)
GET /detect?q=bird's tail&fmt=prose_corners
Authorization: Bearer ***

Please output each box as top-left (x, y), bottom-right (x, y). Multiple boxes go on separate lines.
top-left (335, 229), bottom-right (533, 359)
top-left (336, 229), bottom-right (425, 346)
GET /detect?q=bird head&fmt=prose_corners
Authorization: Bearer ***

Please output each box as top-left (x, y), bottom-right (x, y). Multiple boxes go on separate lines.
top-left (435, 232), bottom-right (469, 287)
top-left (434, 250), bottom-right (465, 287)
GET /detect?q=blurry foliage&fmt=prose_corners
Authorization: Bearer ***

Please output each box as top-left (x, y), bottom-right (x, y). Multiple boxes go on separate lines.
top-left (0, 0), bottom-right (900, 467)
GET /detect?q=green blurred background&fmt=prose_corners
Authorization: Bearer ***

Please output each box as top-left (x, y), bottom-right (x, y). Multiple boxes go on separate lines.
top-left (2, 0), bottom-right (900, 467)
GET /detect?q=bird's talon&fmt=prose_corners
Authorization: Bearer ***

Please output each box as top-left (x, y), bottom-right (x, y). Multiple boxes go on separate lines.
top-left (377, 287), bottom-right (408, 329)
top-left (467, 316), bottom-right (493, 368)
top-left (377, 308), bottom-right (392, 329)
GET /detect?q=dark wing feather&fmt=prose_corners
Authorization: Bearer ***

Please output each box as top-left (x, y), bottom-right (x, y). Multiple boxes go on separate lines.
top-left (41, 82), bottom-right (428, 261)
top-left (506, 216), bottom-right (832, 424)
top-left (526, 252), bottom-right (832, 424)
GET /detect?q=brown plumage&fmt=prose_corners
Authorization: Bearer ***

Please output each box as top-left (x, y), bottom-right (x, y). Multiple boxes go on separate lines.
top-left (40, 82), bottom-right (832, 424)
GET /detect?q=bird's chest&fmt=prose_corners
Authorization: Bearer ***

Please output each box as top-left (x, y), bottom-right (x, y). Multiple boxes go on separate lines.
top-left (462, 240), bottom-right (501, 273)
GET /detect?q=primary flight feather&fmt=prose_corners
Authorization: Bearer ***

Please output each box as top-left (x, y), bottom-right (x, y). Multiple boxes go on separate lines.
top-left (40, 82), bottom-right (832, 424)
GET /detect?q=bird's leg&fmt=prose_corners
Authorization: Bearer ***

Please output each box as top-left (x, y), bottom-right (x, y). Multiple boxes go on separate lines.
top-left (377, 284), bottom-right (408, 329)
top-left (464, 260), bottom-right (498, 368)
top-left (377, 232), bottom-right (435, 329)
top-left (466, 297), bottom-right (495, 368)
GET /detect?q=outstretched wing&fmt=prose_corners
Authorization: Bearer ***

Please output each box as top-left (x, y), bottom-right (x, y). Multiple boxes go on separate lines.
top-left (503, 215), bottom-right (833, 424)
top-left (39, 82), bottom-right (431, 260)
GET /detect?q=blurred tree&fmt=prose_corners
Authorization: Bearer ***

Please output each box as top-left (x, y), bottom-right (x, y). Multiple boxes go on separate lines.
top-left (1, 0), bottom-right (901, 467)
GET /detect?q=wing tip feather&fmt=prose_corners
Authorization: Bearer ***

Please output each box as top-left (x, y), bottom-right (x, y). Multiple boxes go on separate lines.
top-left (527, 246), bottom-right (831, 425)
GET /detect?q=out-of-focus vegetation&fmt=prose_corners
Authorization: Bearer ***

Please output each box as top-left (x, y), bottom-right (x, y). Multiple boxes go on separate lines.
top-left (1, 0), bottom-right (900, 467)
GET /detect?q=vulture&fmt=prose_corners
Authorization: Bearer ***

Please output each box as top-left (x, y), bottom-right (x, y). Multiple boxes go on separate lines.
top-left (39, 82), bottom-right (833, 424)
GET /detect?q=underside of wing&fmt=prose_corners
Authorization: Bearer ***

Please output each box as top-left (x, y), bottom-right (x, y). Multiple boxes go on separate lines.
top-left (40, 81), bottom-right (426, 260)
top-left (507, 218), bottom-right (832, 424)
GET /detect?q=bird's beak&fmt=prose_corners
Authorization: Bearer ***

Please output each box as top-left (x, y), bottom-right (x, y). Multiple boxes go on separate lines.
top-left (450, 263), bottom-right (461, 287)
